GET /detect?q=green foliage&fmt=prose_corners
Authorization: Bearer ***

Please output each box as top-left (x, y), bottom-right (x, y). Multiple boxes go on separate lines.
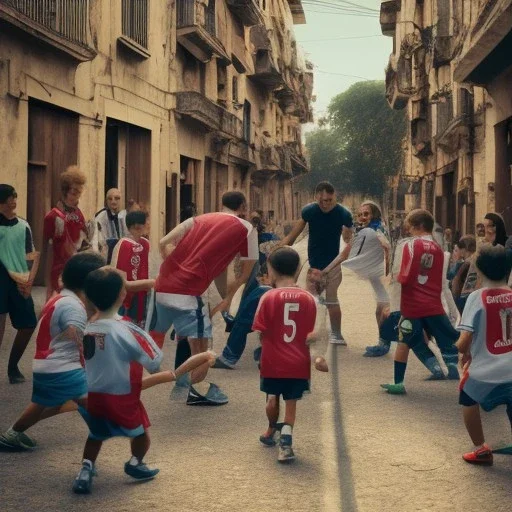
top-left (301, 81), bottom-right (406, 196)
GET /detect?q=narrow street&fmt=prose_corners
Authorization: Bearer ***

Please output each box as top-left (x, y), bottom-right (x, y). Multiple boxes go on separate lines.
top-left (1, 269), bottom-right (510, 512)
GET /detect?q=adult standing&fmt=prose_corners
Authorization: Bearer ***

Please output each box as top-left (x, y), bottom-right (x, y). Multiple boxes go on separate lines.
top-left (281, 181), bottom-right (353, 345)
top-left (43, 166), bottom-right (89, 299)
top-left (0, 185), bottom-right (39, 383)
top-left (146, 191), bottom-right (258, 405)
top-left (92, 188), bottom-right (128, 263)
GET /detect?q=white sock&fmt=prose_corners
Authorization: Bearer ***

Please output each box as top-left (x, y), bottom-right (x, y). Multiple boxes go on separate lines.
top-left (128, 456), bottom-right (140, 466)
top-left (7, 427), bottom-right (19, 435)
top-left (281, 424), bottom-right (293, 436)
top-left (82, 459), bottom-right (94, 469)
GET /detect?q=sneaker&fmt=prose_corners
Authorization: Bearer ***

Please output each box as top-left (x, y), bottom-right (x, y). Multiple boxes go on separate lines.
top-left (462, 444), bottom-right (493, 465)
top-left (8, 369), bottom-right (25, 384)
top-left (0, 430), bottom-right (37, 450)
top-left (186, 383), bottom-right (228, 406)
top-left (212, 357), bottom-right (235, 370)
top-left (447, 363), bottom-right (460, 380)
top-left (259, 426), bottom-right (282, 447)
top-left (363, 342), bottom-right (390, 357)
top-left (124, 461), bottom-right (159, 480)
top-left (170, 373), bottom-right (191, 402)
top-left (278, 435), bottom-right (295, 463)
top-left (72, 461), bottom-right (95, 494)
top-left (329, 334), bottom-right (347, 346)
top-left (380, 383), bottom-right (407, 395)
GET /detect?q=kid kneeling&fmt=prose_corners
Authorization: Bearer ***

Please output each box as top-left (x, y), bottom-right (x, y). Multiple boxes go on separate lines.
top-left (252, 247), bottom-right (327, 463)
top-left (456, 245), bottom-right (512, 465)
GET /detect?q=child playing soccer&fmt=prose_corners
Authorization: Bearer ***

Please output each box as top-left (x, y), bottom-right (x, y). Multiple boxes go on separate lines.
top-left (73, 267), bottom-right (215, 493)
top-left (0, 252), bottom-right (105, 450)
top-left (380, 210), bottom-right (459, 394)
top-left (252, 247), bottom-right (327, 463)
top-left (110, 210), bottom-right (154, 329)
top-left (456, 245), bottom-right (512, 465)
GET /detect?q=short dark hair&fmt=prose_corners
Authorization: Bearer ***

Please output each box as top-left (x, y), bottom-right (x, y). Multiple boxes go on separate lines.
top-left (268, 247), bottom-right (300, 277)
top-left (0, 184), bottom-right (16, 204)
top-left (406, 209), bottom-right (434, 233)
top-left (126, 210), bottom-right (148, 229)
top-left (61, 252), bottom-right (105, 292)
top-left (456, 235), bottom-right (476, 253)
top-left (85, 267), bottom-right (124, 311)
top-left (222, 191), bottom-right (246, 211)
top-left (476, 245), bottom-right (511, 282)
top-left (315, 181), bottom-right (335, 195)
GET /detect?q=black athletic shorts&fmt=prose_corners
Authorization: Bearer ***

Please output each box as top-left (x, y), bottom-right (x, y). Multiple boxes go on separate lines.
top-left (0, 263), bottom-right (37, 330)
top-left (260, 378), bottom-right (310, 400)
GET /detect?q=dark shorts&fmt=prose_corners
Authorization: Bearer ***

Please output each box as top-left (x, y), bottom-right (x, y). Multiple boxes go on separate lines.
top-left (0, 264), bottom-right (37, 330)
top-left (459, 383), bottom-right (512, 411)
top-left (260, 378), bottom-right (310, 400)
top-left (398, 314), bottom-right (459, 355)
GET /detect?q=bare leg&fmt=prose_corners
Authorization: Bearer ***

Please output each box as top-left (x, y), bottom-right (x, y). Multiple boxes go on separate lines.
top-left (327, 304), bottom-right (342, 336)
top-left (12, 403), bottom-right (46, 432)
top-left (8, 328), bottom-right (34, 376)
top-left (283, 399), bottom-right (297, 427)
top-left (394, 342), bottom-right (410, 364)
top-left (188, 338), bottom-right (209, 384)
top-left (262, 395), bottom-right (280, 437)
top-left (463, 405), bottom-right (485, 446)
top-left (0, 314), bottom-right (6, 351)
top-left (131, 432), bottom-right (151, 461)
top-left (82, 438), bottom-right (103, 463)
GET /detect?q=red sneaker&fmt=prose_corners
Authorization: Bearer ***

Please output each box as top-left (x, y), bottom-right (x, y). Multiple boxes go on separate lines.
top-left (462, 444), bottom-right (493, 465)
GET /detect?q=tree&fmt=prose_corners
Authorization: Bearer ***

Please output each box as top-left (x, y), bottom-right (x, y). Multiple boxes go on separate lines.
top-left (302, 81), bottom-right (406, 197)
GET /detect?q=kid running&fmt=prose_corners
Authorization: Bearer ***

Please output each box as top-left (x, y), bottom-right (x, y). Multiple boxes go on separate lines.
top-left (253, 247), bottom-right (327, 463)
top-left (0, 252), bottom-right (105, 450)
top-left (456, 245), bottom-right (512, 465)
top-left (73, 267), bottom-right (216, 493)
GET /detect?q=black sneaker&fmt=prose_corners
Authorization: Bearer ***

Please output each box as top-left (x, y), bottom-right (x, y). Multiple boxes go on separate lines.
top-left (8, 369), bottom-right (26, 384)
top-left (72, 461), bottom-right (95, 494)
top-left (212, 358), bottom-right (235, 370)
top-left (186, 383), bottom-right (228, 406)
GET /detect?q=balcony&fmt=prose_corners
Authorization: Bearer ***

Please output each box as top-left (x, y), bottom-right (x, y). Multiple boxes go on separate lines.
top-left (385, 61), bottom-right (409, 110)
top-left (176, 0), bottom-right (230, 64)
top-left (433, 36), bottom-right (452, 68)
top-left (287, 142), bottom-right (309, 175)
top-left (229, 140), bottom-right (255, 165)
top-left (226, 0), bottom-right (264, 26)
top-left (0, 0), bottom-right (96, 62)
top-left (435, 92), bottom-right (474, 153)
top-left (258, 145), bottom-right (292, 175)
top-left (175, 91), bottom-right (243, 139)
top-left (380, 0), bottom-right (399, 36)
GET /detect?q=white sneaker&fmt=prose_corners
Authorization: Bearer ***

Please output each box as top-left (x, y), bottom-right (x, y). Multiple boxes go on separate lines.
top-left (329, 335), bottom-right (347, 346)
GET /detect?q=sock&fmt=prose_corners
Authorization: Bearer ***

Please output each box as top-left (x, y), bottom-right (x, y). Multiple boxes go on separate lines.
top-left (128, 456), bottom-right (140, 466)
top-left (394, 361), bottom-right (407, 384)
top-left (331, 329), bottom-right (342, 339)
top-left (7, 427), bottom-right (19, 435)
top-left (281, 424), bottom-right (293, 437)
top-left (82, 459), bottom-right (94, 469)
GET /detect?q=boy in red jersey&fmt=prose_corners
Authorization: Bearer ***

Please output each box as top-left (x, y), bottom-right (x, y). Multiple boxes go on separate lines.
top-left (44, 166), bottom-right (89, 299)
top-left (253, 247), bottom-right (327, 463)
top-left (381, 210), bottom-right (459, 395)
top-left (111, 211), bottom-right (154, 330)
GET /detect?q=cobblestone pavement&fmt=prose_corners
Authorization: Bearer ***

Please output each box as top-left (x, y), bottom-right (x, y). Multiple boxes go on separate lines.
top-left (0, 265), bottom-right (511, 511)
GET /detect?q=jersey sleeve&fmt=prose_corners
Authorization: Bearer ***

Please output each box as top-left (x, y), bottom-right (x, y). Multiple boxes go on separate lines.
top-left (43, 210), bottom-right (56, 242)
top-left (240, 226), bottom-right (259, 261)
top-left (57, 299), bottom-right (87, 333)
top-left (110, 239), bottom-right (125, 271)
top-left (123, 322), bottom-right (163, 373)
top-left (458, 291), bottom-right (482, 332)
top-left (252, 293), bottom-right (270, 333)
top-left (397, 241), bottom-right (413, 285)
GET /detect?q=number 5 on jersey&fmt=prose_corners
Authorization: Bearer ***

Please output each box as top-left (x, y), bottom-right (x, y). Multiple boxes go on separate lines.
top-left (284, 303), bottom-right (300, 342)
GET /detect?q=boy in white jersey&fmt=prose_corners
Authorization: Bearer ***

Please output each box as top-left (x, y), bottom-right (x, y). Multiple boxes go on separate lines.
top-left (0, 252), bottom-right (105, 450)
top-left (456, 245), bottom-right (512, 465)
top-left (73, 268), bottom-right (217, 494)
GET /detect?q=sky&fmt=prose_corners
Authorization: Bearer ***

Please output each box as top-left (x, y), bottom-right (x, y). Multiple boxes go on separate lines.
top-left (293, 0), bottom-right (392, 125)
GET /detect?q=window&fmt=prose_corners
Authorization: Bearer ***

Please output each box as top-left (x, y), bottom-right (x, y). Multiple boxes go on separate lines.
top-left (122, 0), bottom-right (148, 49)
top-left (217, 63), bottom-right (227, 103)
top-left (243, 101), bottom-right (251, 143)
top-left (232, 76), bottom-right (239, 103)
top-left (205, 0), bottom-right (215, 36)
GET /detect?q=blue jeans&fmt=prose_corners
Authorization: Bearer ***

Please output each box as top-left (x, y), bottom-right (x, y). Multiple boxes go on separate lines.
top-left (221, 272), bottom-right (271, 366)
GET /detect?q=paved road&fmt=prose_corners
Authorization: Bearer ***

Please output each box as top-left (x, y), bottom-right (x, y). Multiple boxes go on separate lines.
top-left (1, 271), bottom-right (511, 512)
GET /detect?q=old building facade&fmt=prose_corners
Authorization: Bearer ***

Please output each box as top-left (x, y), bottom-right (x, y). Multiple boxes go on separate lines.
top-left (0, 0), bottom-right (312, 281)
top-left (381, 0), bottom-right (512, 235)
